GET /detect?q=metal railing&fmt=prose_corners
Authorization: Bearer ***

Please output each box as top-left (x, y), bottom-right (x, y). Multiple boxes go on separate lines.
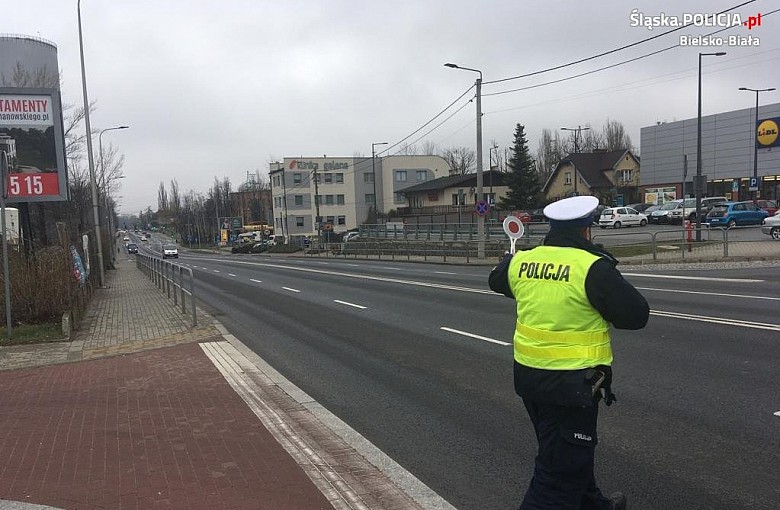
top-left (135, 253), bottom-right (197, 325)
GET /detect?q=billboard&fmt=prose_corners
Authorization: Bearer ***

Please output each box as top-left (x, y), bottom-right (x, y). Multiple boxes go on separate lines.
top-left (756, 117), bottom-right (780, 149)
top-left (0, 87), bottom-right (68, 202)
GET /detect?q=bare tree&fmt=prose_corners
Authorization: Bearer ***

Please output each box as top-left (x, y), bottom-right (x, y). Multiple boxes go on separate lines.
top-left (535, 129), bottom-right (566, 183)
top-left (441, 146), bottom-right (476, 175)
top-left (157, 182), bottom-right (169, 210)
top-left (169, 179), bottom-right (181, 213)
top-left (602, 118), bottom-right (634, 152)
top-left (420, 140), bottom-right (438, 156)
top-left (396, 142), bottom-right (417, 155)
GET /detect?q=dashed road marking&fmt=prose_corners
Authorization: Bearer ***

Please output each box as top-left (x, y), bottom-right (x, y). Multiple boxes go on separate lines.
top-left (282, 287), bottom-right (301, 293)
top-left (250, 279), bottom-right (262, 283)
top-left (334, 300), bottom-right (367, 310)
top-left (228, 273), bottom-right (237, 277)
top-left (440, 326), bottom-right (510, 346)
top-left (434, 271), bottom-right (456, 275)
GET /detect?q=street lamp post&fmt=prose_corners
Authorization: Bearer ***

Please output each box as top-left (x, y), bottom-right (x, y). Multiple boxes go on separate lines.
top-left (696, 51), bottom-right (726, 241)
top-left (445, 63), bottom-right (485, 258)
top-left (738, 86), bottom-right (775, 203)
top-left (561, 126), bottom-right (590, 195)
top-left (98, 125), bottom-right (129, 269)
top-left (77, 0), bottom-right (107, 287)
top-left (371, 142), bottom-right (388, 221)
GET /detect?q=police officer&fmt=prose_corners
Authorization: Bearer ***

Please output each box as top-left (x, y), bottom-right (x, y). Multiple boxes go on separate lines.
top-left (489, 195), bottom-right (649, 510)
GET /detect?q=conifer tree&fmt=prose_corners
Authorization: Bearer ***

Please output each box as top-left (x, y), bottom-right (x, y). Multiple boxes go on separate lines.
top-left (498, 123), bottom-right (541, 210)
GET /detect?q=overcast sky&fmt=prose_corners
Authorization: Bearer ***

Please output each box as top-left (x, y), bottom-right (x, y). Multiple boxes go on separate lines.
top-left (5, 0), bottom-right (779, 214)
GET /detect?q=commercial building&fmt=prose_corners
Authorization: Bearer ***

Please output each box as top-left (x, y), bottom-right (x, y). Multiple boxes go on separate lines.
top-left (269, 155), bottom-right (448, 238)
top-left (640, 101), bottom-right (780, 203)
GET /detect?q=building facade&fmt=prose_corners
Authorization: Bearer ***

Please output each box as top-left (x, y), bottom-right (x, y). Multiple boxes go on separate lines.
top-left (269, 155), bottom-right (448, 238)
top-left (640, 101), bottom-right (780, 203)
top-left (543, 150), bottom-right (641, 205)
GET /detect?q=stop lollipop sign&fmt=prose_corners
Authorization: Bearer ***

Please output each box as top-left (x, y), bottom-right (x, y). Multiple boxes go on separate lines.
top-left (502, 215), bottom-right (525, 254)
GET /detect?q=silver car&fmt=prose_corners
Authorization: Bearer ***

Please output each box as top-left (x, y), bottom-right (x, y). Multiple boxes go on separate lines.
top-left (760, 210), bottom-right (780, 240)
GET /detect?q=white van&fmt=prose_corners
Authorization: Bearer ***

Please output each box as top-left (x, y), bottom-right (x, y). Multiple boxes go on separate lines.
top-left (268, 234), bottom-right (285, 246)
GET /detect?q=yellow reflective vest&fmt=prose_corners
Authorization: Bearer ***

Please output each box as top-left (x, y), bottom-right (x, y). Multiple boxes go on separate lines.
top-left (508, 246), bottom-right (612, 370)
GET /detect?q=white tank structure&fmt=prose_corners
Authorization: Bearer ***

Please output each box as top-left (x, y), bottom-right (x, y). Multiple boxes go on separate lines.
top-left (0, 34), bottom-right (59, 89)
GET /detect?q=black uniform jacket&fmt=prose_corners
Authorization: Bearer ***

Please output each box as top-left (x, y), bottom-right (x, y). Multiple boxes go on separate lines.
top-left (488, 228), bottom-right (650, 406)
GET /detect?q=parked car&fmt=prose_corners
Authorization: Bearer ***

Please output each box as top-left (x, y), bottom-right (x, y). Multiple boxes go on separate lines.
top-left (598, 207), bottom-right (648, 228)
top-left (706, 201), bottom-right (768, 228)
top-left (162, 244), bottom-right (179, 259)
top-left (649, 200), bottom-right (682, 224)
top-left (126, 243), bottom-right (138, 254)
top-left (688, 196), bottom-right (729, 222)
top-left (511, 211), bottom-right (532, 224)
top-left (644, 204), bottom-right (661, 215)
top-left (760, 210), bottom-right (780, 239)
top-left (343, 231), bottom-right (361, 242)
top-left (756, 199), bottom-right (778, 216)
top-left (625, 203), bottom-right (654, 213)
top-left (529, 208), bottom-right (547, 222)
top-left (268, 234), bottom-right (285, 246)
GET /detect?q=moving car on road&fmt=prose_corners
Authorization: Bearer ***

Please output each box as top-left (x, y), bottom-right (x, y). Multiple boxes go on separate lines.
top-left (126, 243), bottom-right (138, 254)
top-left (162, 244), bottom-right (179, 259)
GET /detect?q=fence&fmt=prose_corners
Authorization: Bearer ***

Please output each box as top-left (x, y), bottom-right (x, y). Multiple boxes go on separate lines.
top-left (135, 253), bottom-right (197, 325)
top-left (302, 224), bottom-right (777, 264)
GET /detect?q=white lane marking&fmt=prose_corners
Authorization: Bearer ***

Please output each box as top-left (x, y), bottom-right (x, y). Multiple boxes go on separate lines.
top-left (623, 273), bottom-right (763, 283)
top-left (346, 264), bottom-right (360, 267)
top-left (196, 257), bottom-right (496, 295)
top-left (282, 287), bottom-right (301, 293)
top-left (774, 411), bottom-right (780, 417)
top-left (334, 300), bottom-right (367, 310)
top-left (651, 310), bottom-right (780, 332)
top-left (440, 327), bottom-right (511, 346)
top-left (638, 286), bottom-right (780, 301)
top-left (315, 261), bottom-right (330, 265)
top-left (381, 267), bottom-right (401, 271)
top-left (213, 270), bottom-right (220, 273)
top-left (434, 271), bottom-right (457, 275)
top-left (228, 273), bottom-right (237, 277)
top-left (250, 278), bottom-right (263, 283)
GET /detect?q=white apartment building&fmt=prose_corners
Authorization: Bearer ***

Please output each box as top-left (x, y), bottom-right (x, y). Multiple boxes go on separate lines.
top-left (269, 155), bottom-right (449, 237)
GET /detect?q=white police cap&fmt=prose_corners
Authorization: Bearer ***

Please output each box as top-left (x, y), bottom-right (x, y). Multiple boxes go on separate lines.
top-left (543, 195), bottom-right (599, 222)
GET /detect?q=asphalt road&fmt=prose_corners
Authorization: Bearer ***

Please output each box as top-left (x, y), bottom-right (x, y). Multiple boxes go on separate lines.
top-left (144, 246), bottom-right (780, 510)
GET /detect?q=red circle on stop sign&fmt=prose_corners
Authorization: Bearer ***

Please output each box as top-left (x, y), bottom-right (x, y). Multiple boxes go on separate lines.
top-left (508, 222), bottom-right (520, 234)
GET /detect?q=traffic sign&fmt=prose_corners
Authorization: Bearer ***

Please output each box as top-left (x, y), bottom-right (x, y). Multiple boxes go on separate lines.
top-left (502, 215), bottom-right (525, 254)
top-left (749, 176), bottom-right (759, 192)
top-left (475, 200), bottom-right (490, 216)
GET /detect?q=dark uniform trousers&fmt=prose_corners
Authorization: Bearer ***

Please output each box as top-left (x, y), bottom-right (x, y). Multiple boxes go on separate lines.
top-left (519, 397), bottom-right (612, 510)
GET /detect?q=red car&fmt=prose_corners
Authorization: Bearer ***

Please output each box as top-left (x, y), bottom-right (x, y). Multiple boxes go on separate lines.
top-left (756, 199), bottom-right (778, 216)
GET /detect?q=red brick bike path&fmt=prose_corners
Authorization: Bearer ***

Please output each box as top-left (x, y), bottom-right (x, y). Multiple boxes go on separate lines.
top-left (0, 342), bottom-right (332, 510)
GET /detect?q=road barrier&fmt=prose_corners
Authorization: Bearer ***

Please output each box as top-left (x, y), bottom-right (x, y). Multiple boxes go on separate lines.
top-left (135, 253), bottom-right (196, 325)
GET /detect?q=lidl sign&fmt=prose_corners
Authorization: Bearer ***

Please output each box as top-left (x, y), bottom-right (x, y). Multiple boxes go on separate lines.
top-left (757, 117), bottom-right (780, 148)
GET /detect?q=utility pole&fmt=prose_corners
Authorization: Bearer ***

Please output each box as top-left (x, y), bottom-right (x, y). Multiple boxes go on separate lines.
top-left (312, 167), bottom-right (321, 248)
top-left (281, 167), bottom-right (289, 244)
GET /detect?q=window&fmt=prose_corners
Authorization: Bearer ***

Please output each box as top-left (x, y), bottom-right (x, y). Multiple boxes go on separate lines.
top-left (337, 194), bottom-right (345, 205)
top-left (337, 215), bottom-right (346, 225)
top-left (395, 170), bottom-right (407, 183)
top-left (364, 173), bottom-right (374, 183)
top-left (620, 170), bottom-right (633, 182)
top-left (326, 216), bottom-right (335, 224)
top-left (416, 170), bottom-right (427, 182)
top-left (273, 175), bottom-right (280, 187)
top-left (325, 195), bottom-right (334, 205)
top-left (295, 216), bottom-right (304, 227)
top-left (366, 193), bottom-right (375, 205)
top-left (734, 203), bottom-right (746, 211)
top-left (452, 192), bottom-right (466, 206)
top-left (564, 172), bottom-right (572, 185)
top-left (294, 195), bottom-right (303, 206)
top-left (293, 173), bottom-right (302, 184)
top-left (324, 174), bottom-right (333, 184)
top-left (335, 173), bottom-right (344, 183)
top-left (394, 192), bottom-right (406, 204)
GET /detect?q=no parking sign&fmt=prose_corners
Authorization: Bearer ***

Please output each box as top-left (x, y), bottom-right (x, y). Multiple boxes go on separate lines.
top-left (502, 215), bottom-right (525, 254)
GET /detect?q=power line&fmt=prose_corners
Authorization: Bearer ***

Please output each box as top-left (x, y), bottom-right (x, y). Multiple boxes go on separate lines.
top-left (484, 7), bottom-right (778, 98)
top-left (483, 0), bottom-right (758, 86)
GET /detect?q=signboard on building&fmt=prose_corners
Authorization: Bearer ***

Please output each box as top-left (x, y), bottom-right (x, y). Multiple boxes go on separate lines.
top-left (219, 216), bottom-right (243, 230)
top-left (757, 117), bottom-right (780, 149)
top-left (0, 88), bottom-right (68, 202)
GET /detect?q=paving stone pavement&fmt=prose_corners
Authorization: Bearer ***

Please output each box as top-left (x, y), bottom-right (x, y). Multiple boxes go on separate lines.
top-left (0, 260), bottom-right (444, 510)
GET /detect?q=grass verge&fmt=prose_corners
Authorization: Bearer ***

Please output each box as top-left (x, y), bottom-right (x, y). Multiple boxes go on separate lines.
top-left (0, 321), bottom-right (65, 346)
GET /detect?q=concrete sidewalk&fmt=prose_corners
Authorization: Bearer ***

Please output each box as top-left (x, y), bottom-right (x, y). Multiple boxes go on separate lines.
top-left (0, 257), bottom-right (451, 510)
